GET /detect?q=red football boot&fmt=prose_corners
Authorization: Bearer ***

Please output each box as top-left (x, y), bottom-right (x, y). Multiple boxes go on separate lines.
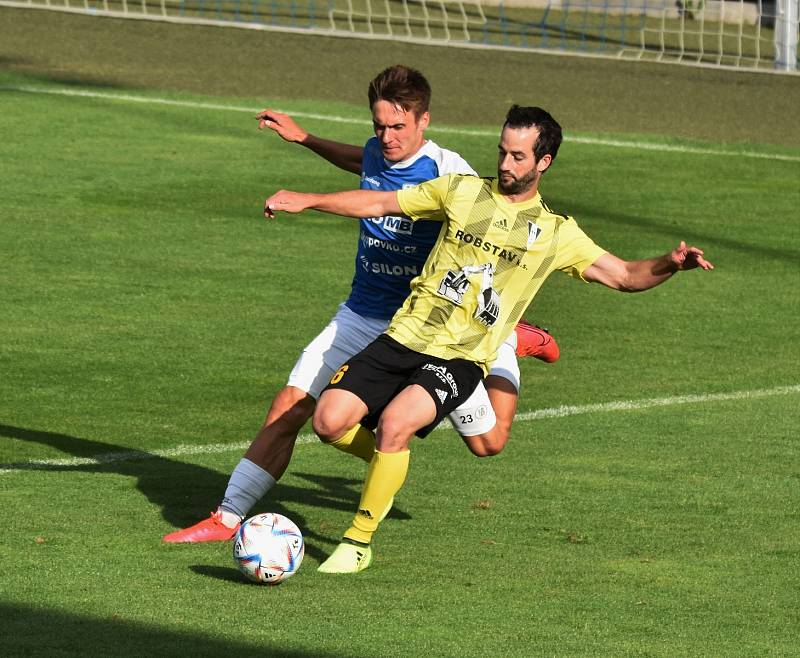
top-left (163, 511), bottom-right (240, 543)
top-left (514, 320), bottom-right (560, 363)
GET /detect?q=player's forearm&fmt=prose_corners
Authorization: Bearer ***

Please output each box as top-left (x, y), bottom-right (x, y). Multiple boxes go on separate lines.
top-left (309, 189), bottom-right (401, 218)
top-left (300, 135), bottom-right (363, 175)
top-left (619, 255), bottom-right (678, 292)
top-left (585, 242), bottom-right (711, 292)
top-left (265, 189), bottom-right (402, 219)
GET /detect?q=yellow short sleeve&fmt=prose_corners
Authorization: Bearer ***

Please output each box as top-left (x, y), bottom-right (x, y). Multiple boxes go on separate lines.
top-left (396, 175), bottom-right (452, 222)
top-left (555, 218), bottom-right (608, 280)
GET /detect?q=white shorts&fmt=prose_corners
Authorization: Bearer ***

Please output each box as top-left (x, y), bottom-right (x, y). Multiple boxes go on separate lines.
top-left (286, 303), bottom-right (520, 436)
top-left (288, 303), bottom-right (387, 400)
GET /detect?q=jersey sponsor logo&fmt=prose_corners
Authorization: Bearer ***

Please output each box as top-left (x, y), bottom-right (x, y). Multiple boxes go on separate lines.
top-left (527, 221), bottom-right (542, 247)
top-left (453, 229), bottom-right (522, 266)
top-left (421, 363), bottom-right (459, 397)
top-left (360, 232), bottom-right (418, 254)
top-left (365, 216), bottom-right (414, 235)
top-left (359, 255), bottom-right (419, 277)
top-left (435, 388), bottom-right (449, 404)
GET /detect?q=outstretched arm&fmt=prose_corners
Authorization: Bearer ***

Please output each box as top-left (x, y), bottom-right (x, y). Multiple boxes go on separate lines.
top-left (256, 109), bottom-right (363, 175)
top-left (264, 189), bottom-right (402, 220)
top-left (583, 241), bottom-right (714, 292)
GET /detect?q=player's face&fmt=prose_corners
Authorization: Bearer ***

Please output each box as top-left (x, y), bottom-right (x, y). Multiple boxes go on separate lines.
top-left (497, 125), bottom-right (550, 197)
top-left (372, 100), bottom-right (430, 163)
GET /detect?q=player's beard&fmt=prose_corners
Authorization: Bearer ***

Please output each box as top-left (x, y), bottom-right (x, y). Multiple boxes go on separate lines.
top-left (497, 167), bottom-right (538, 196)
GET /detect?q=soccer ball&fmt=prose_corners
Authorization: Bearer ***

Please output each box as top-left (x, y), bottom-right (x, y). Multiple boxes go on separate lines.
top-left (233, 513), bottom-right (304, 585)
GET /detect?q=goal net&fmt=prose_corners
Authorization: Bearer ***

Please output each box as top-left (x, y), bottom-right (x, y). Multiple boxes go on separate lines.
top-left (3, 0), bottom-right (798, 72)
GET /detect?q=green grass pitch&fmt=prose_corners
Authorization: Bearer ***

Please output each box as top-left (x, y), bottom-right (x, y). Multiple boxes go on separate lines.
top-left (1, 9), bottom-right (799, 657)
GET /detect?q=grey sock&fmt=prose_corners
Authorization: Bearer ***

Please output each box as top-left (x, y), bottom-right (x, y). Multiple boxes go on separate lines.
top-left (219, 458), bottom-right (277, 519)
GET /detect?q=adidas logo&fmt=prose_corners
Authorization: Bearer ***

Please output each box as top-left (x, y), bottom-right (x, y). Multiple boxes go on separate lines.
top-left (493, 217), bottom-right (509, 230)
top-left (357, 508), bottom-right (375, 520)
top-left (435, 388), bottom-right (449, 404)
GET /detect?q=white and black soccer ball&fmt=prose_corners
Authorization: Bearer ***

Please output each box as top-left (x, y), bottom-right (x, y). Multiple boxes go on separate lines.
top-left (233, 513), bottom-right (304, 585)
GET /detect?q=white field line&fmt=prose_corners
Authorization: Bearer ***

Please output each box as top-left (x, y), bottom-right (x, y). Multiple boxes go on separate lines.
top-left (3, 84), bottom-right (800, 163)
top-left (2, 384), bottom-right (798, 475)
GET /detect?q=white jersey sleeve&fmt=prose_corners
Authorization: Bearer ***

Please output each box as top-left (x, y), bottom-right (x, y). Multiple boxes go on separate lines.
top-left (427, 141), bottom-right (478, 177)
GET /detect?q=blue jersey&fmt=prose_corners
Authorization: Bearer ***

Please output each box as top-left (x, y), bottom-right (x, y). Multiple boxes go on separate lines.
top-left (345, 137), bottom-right (475, 320)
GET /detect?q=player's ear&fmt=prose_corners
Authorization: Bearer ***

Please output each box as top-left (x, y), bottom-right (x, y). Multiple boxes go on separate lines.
top-left (536, 153), bottom-right (553, 173)
top-left (418, 111), bottom-right (430, 132)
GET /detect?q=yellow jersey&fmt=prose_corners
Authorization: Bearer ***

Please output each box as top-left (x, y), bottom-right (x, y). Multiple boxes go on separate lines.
top-left (391, 174), bottom-right (607, 373)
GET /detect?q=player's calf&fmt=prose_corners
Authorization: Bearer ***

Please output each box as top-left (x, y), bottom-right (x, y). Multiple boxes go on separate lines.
top-left (244, 386), bottom-right (316, 470)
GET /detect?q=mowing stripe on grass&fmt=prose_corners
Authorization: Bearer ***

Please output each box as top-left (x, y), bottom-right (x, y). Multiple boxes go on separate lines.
top-left (2, 384), bottom-right (797, 474)
top-left (3, 85), bottom-right (799, 163)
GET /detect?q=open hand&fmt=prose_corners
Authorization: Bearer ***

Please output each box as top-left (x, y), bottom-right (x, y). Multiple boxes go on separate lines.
top-left (670, 241), bottom-right (714, 271)
top-left (255, 109), bottom-right (308, 143)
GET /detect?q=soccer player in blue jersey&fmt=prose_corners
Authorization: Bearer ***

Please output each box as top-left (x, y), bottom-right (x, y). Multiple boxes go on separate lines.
top-left (164, 66), bottom-right (556, 543)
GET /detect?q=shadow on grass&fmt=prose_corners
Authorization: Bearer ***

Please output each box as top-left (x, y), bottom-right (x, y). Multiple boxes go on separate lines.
top-left (0, 423), bottom-right (409, 563)
top-left (0, 67), bottom-right (139, 90)
top-left (189, 564), bottom-right (246, 584)
top-left (0, 601), bottom-right (351, 658)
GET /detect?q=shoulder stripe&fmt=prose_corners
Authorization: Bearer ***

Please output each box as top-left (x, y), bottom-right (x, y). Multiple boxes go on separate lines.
top-left (541, 198), bottom-right (570, 221)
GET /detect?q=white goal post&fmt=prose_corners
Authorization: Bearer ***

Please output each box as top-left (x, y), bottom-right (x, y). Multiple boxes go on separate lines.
top-left (1, 0), bottom-right (797, 72)
top-left (776, 0), bottom-right (799, 69)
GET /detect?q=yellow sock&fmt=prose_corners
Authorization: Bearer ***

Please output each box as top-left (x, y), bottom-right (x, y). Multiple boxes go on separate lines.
top-left (344, 449), bottom-right (410, 545)
top-left (329, 424), bottom-right (376, 463)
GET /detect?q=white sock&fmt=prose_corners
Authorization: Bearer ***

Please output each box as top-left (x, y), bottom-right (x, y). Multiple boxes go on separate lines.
top-left (218, 458), bottom-right (277, 523)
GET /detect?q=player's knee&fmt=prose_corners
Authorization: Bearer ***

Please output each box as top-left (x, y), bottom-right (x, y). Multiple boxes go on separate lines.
top-left (265, 386), bottom-right (315, 431)
top-left (462, 429), bottom-right (508, 457)
top-left (311, 412), bottom-right (341, 444)
top-left (479, 440), bottom-right (505, 457)
top-left (375, 414), bottom-right (414, 452)
top-left (477, 443), bottom-right (505, 457)
top-left (310, 401), bottom-right (356, 444)
top-left (313, 389), bottom-right (369, 444)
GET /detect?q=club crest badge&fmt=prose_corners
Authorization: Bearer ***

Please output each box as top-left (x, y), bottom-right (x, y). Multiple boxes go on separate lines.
top-left (527, 221), bottom-right (542, 248)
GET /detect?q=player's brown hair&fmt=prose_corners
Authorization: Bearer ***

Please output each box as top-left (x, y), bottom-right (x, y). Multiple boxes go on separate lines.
top-left (368, 65), bottom-right (432, 118)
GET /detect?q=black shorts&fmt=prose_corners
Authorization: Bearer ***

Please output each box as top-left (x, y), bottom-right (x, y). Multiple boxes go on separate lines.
top-left (324, 334), bottom-right (484, 438)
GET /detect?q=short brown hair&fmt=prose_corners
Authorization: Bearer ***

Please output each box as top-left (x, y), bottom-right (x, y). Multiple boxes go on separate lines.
top-left (368, 65), bottom-right (431, 118)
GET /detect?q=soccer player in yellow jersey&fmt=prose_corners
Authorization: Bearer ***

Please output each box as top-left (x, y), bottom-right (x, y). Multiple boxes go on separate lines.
top-left (264, 105), bottom-right (714, 573)
top-left (164, 67), bottom-right (555, 545)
